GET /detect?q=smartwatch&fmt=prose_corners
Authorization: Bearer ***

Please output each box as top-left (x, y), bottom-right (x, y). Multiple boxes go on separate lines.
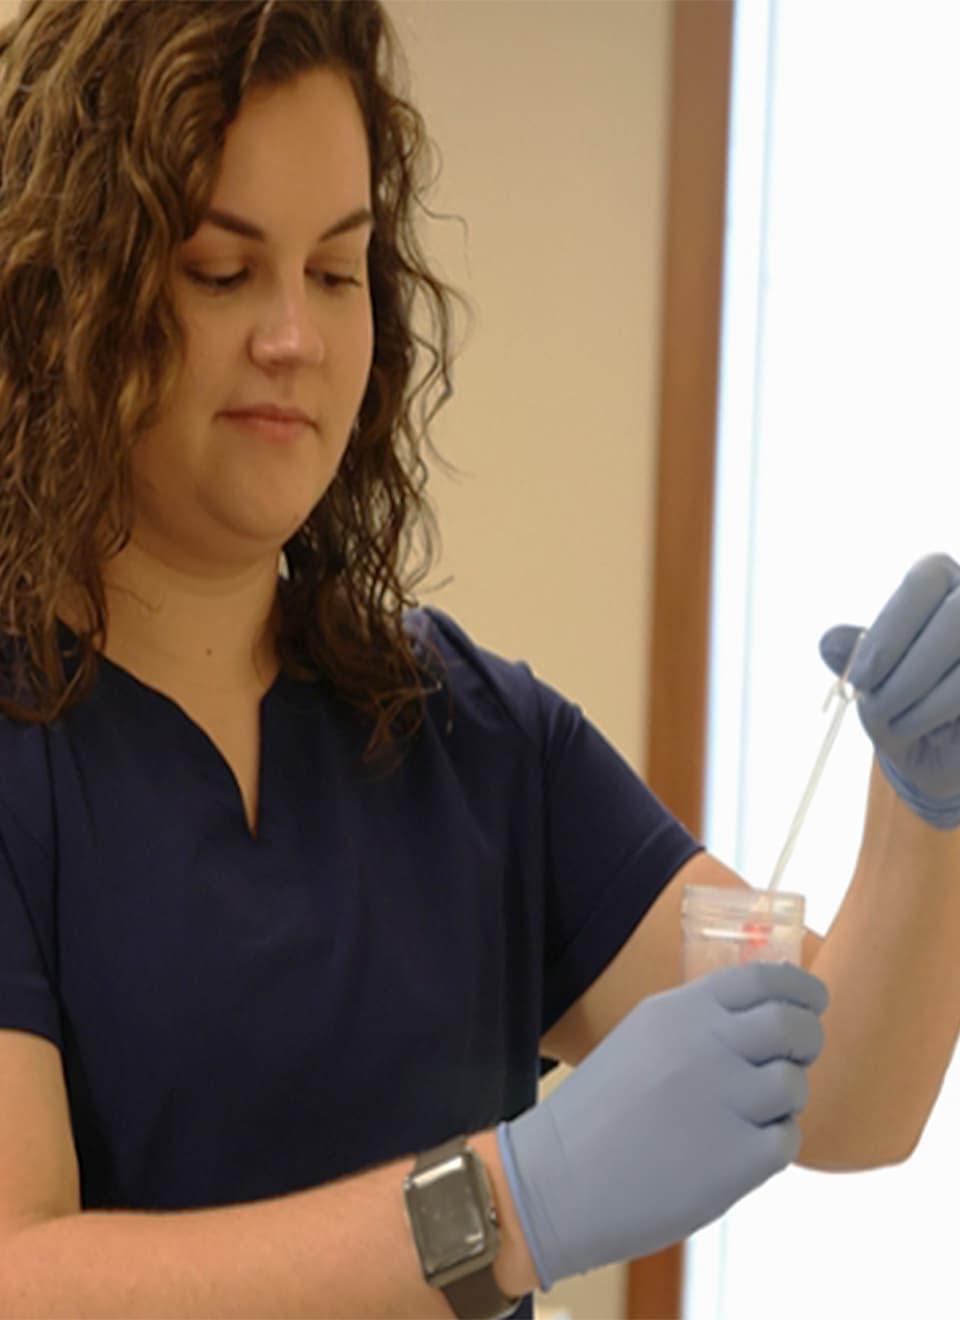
top-left (402, 1134), bottom-right (523, 1319)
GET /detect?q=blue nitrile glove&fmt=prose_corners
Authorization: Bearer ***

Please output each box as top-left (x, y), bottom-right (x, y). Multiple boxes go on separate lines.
top-left (496, 960), bottom-right (829, 1291)
top-left (819, 552), bottom-right (960, 831)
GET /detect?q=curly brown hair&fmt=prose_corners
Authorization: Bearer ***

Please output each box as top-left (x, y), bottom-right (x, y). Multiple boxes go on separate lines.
top-left (0, 0), bottom-right (474, 778)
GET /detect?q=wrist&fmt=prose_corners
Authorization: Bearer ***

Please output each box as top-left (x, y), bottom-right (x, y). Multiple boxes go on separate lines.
top-left (878, 751), bottom-right (960, 830)
top-left (470, 1128), bottom-right (539, 1298)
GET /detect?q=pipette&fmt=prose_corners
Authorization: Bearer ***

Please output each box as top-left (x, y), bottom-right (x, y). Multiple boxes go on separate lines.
top-left (766, 628), bottom-right (869, 894)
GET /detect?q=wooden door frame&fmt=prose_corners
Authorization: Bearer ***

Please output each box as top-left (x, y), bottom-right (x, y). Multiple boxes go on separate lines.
top-left (629, 2), bottom-right (735, 1317)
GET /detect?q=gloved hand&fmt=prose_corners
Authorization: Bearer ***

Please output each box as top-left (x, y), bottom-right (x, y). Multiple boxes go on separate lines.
top-left (819, 551), bottom-right (960, 830)
top-left (497, 960), bottom-right (829, 1291)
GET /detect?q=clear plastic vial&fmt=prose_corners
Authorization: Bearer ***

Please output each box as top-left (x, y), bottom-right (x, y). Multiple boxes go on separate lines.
top-left (681, 884), bottom-right (806, 981)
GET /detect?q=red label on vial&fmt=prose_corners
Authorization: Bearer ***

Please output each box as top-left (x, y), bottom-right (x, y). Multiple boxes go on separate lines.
top-left (742, 919), bottom-right (772, 959)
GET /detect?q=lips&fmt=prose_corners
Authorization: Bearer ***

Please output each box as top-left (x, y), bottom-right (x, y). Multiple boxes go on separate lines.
top-left (222, 405), bottom-right (313, 426)
top-left (221, 412), bottom-right (311, 442)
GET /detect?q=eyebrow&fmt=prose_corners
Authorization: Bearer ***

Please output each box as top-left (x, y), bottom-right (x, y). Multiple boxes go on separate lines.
top-left (201, 205), bottom-right (375, 244)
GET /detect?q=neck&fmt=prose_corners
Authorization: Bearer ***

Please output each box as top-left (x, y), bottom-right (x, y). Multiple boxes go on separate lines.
top-left (56, 542), bottom-right (284, 697)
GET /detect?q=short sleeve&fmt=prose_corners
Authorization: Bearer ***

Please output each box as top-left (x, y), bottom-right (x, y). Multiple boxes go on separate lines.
top-left (0, 804), bottom-right (63, 1052)
top-left (413, 606), bottom-right (705, 1041)
top-left (536, 674), bottom-right (704, 1033)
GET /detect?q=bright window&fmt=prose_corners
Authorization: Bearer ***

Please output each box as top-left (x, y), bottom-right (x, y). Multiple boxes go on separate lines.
top-left (685, 1), bottom-right (960, 1315)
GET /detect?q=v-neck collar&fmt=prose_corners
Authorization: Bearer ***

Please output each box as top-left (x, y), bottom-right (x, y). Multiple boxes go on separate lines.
top-left (54, 617), bottom-right (294, 846)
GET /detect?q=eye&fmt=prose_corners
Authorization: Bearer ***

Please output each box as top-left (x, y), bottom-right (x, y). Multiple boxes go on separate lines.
top-left (185, 269), bottom-right (362, 294)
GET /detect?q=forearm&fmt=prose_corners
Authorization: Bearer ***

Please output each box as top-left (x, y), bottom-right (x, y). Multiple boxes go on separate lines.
top-left (798, 754), bottom-right (960, 1169)
top-left (0, 1126), bottom-right (537, 1319)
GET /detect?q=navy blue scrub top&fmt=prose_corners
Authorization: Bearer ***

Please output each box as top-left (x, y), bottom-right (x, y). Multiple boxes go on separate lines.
top-left (0, 604), bottom-right (702, 1318)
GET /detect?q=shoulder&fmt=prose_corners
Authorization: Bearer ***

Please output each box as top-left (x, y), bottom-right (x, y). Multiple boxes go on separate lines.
top-left (402, 604), bottom-right (550, 755)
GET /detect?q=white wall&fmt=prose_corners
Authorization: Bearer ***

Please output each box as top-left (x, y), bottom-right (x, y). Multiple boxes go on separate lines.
top-left (692, 2), bottom-right (960, 1317)
top-left (387, 3), bottom-right (672, 1312)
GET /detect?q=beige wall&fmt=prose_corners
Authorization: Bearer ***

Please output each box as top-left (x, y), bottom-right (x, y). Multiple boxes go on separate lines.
top-left (390, 0), bottom-right (672, 779)
top-left (386, 3), bottom-right (673, 1316)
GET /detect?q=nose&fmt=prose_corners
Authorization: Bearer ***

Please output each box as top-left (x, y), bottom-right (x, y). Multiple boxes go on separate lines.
top-left (251, 285), bottom-right (329, 366)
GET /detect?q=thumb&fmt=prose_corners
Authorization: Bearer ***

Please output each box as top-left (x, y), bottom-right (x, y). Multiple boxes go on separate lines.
top-left (818, 624), bottom-right (865, 680)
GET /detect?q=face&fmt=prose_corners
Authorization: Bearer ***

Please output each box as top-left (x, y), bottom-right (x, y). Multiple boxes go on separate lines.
top-left (128, 67), bottom-right (375, 575)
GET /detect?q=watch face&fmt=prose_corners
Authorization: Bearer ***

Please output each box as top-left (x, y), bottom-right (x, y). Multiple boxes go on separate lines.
top-left (409, 1156), bottom-right (490, 1273)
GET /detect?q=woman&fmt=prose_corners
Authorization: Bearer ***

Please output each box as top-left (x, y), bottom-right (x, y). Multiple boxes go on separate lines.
top-left (0, 4), bottom-right (957, 1318)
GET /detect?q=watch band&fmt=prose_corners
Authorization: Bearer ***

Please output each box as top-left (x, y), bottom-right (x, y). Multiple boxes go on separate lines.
top-left (411, 1136), bottom-right (522, 1320)
top-left (444, 1264), bottom-right (521, 1320)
